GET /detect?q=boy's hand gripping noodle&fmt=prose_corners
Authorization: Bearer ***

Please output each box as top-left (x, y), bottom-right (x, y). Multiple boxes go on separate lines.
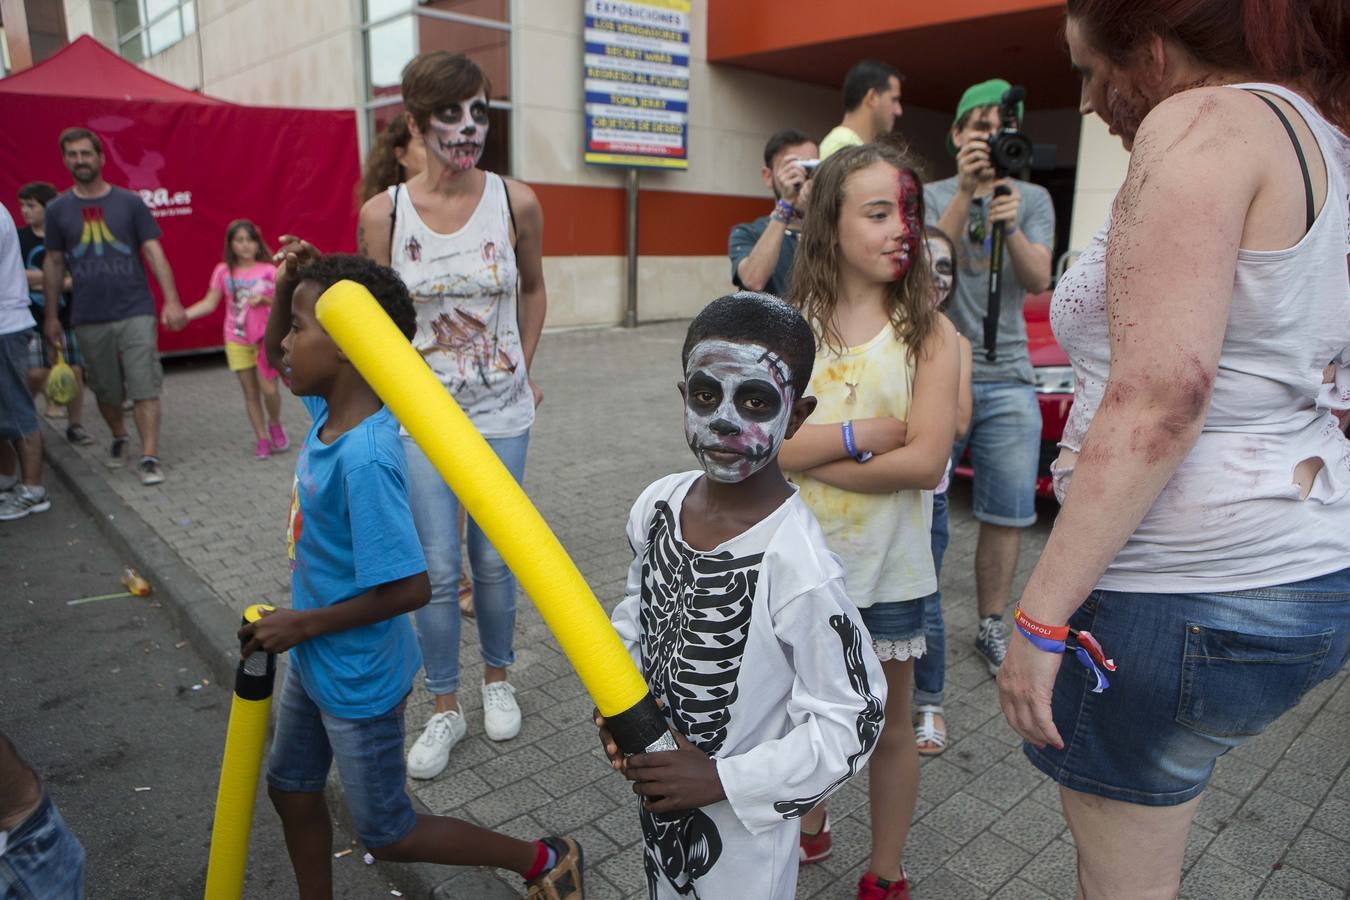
top-left (315, 281), bottom-right (673, 755)
top-left (204, 603), bottom-right (277, 900)
top-left (1013, 606), bottom-right (1117, 693)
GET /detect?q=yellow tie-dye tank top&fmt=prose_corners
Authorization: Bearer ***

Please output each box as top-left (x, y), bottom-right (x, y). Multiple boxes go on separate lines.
top-left (792, 324), bottom-right (936, 608)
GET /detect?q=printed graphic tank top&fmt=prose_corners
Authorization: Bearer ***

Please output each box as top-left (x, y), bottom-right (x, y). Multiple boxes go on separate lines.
top-left (388, 173), bottom-right (533, 438)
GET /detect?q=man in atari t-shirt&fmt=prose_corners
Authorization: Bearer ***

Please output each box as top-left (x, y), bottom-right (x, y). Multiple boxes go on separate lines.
top-left (42, 127), bottom-right (186, 485)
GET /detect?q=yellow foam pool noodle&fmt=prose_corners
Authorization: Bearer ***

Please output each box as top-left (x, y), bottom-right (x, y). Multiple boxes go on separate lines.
top-left (205, 604), bottom-right (276, 900)
top-left (315, 281), bottom-right (648, 718)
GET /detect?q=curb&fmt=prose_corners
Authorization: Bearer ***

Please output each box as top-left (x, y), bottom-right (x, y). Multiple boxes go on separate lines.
top-left (38, 421), bottom-right (492, 899)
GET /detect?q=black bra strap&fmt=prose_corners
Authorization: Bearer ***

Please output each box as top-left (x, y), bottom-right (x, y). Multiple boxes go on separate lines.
top-left (1246, 90), bottom-right (1315, 232)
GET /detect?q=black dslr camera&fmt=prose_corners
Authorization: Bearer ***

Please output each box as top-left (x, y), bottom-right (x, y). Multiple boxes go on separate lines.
top-left (987, 85), bottom-right (1033, 178)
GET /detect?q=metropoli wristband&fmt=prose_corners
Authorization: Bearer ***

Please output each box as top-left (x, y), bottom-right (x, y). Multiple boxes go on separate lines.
top-left (840, 421), bottom-right (873, 463)
top-left (771, 199), bottom-right (795, 224)
top-left (1013, 606), bottom-right (1117, 693)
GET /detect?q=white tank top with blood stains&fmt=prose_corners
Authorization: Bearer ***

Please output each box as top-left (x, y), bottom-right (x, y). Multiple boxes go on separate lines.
top-left (387, 173), bottom-right (533, 438)
top-left (1050, 83), bottom-right (1350, 592)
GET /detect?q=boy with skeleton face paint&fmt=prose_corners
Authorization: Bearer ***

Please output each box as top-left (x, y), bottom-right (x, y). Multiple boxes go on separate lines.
top-left (682, 339), bottom-right (797, 483)
top-left (597, 293), bottom-right (886, 900)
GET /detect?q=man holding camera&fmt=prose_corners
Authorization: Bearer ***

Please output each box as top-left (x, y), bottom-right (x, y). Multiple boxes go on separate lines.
top-left (924, 78), bottom-right (1054, 676)
top-left (727, 128), bottom-right (819, 298)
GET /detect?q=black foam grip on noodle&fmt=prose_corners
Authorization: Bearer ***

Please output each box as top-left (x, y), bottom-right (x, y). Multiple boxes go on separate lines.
top-left (606, 693), bottom-right (670, 755)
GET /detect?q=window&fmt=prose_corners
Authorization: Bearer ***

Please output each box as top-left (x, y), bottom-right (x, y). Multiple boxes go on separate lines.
top-left (115, 0), bottom-right (197, 61)
top-left (363, 1), bottom-right (513, 173)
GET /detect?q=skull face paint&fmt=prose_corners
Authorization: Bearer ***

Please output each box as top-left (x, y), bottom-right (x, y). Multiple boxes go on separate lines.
top-left (892, 168), bottom-right (922, 281)
top-left (427, 94), bottom-right (490, 173)
top-left (683, 340), bottom-right (795, 483)
top-left (926, 235), bottom-right (954, 304)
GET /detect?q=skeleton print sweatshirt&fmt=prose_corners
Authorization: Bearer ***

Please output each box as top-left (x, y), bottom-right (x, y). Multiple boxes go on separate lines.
top-left (612, 471), bottom-right (887, 899)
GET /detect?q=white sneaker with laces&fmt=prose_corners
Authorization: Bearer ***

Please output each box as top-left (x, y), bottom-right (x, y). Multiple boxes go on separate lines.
top-left (481, 680), bottom-right (522, 741)
top-left (406, 709), bottom-right (466, 780)
top-left (0, 485), bottom-right (51, 521)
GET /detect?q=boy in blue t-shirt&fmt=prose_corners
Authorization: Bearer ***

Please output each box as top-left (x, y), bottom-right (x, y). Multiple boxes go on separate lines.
top-left (239, 244), bottom-right (582, 898)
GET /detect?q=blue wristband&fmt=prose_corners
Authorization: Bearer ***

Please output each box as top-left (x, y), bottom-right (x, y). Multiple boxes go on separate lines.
top-left (841, 421), bottom-right (872, 463)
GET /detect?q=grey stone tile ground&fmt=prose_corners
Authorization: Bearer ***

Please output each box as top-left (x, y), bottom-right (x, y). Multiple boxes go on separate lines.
top-left (46, 320), bottom-right (1349, 898)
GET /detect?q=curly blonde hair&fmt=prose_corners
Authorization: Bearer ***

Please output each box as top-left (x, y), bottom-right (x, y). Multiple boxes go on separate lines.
top-left (787, 142), bottom-right (937, 361)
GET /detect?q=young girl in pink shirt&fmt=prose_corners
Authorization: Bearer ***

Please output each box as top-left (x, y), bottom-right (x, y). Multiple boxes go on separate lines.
top-left (185, 219), bottom-right (288, 459)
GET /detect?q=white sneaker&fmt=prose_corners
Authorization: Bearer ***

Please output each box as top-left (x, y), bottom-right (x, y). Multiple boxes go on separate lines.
top-left (0, 485), bottom-right (51, 521)
top-left (481, 681), bottom-right (522, 741)
top-left (406, 709), bottom-right (466, 780)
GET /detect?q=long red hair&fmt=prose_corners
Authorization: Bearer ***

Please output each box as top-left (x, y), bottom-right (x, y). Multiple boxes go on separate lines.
top-left (1066, 0), bottom-right (1349, 131)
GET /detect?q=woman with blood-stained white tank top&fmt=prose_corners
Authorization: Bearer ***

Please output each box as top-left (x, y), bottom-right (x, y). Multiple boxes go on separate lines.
top-left (389, 174), bottom-right (533, 434)
top-left (993, 3), bottom-right (1350, 898)
top-left (357, 51), bottom-right (549, 784)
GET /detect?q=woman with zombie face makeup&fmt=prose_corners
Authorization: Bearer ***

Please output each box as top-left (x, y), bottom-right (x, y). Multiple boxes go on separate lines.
top-left (995, 1), bottom-right (1350, 897)
top-left (356, 51), bottom-right (549, 782)
top-left (779, 143), bottom-right (961, 900)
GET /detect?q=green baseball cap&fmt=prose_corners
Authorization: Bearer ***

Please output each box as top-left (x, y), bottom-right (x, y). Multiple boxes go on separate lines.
top-left (946, 78), bottom-right (1025, 155)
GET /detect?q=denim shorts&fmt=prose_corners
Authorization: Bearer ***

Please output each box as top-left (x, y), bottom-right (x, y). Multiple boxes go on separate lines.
top-left (859, 598), bottom-right (926, 644)
top-left (0, 329), bottom-right (39, 440)
top-left (951, 380), bottom-right (1041, 527)
top-left (266, 668), bottom-right (418, 848)
top-left (0, 793), bottom-right (85, 899)
top-left (1025, 566), bottom-right (1350, 806)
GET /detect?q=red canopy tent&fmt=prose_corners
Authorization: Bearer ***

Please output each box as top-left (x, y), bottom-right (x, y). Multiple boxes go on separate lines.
top-left (0, 36), bottom-right (360, 354)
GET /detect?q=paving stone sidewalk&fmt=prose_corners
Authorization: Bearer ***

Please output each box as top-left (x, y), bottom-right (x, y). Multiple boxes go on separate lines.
top-left (50, 320), bottom-right (1350, 899)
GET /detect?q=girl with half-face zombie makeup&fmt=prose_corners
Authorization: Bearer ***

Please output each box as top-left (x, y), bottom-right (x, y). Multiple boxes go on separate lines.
top-left (994, 2), bottom-right (1350, 898)
top-left (353, 51), bottom-right (550, 782)
top-left (778, 143), bottom-right (961, 900)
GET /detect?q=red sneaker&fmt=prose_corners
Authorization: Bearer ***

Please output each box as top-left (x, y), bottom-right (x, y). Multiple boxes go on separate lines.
top-left (798, 813), bottom-right (832, 864)
top-left (857, 872), bottom-right (910, 900)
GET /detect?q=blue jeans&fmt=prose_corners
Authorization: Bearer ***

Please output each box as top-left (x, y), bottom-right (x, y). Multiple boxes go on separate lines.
top-left (403, 431), bottom-right (529, 696)
top-left (1026, 566), bottom-right (1350, 805)
top-left (0, 793), bottom-right (85, 899)
top-left (951, 380), bottom-right (1041, 527)
top-left (913, 490), bottom-right (950, 706)
top-left (266, 668), bottom-right (417, 848)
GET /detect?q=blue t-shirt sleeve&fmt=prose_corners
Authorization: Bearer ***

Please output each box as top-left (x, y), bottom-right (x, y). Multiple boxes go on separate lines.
top-left (130, 194), bottom-right (162, 245)
top-left (345, 461), bottom-right (426, 594)
top-left (1021, 185), bottom-right (1055, 250)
